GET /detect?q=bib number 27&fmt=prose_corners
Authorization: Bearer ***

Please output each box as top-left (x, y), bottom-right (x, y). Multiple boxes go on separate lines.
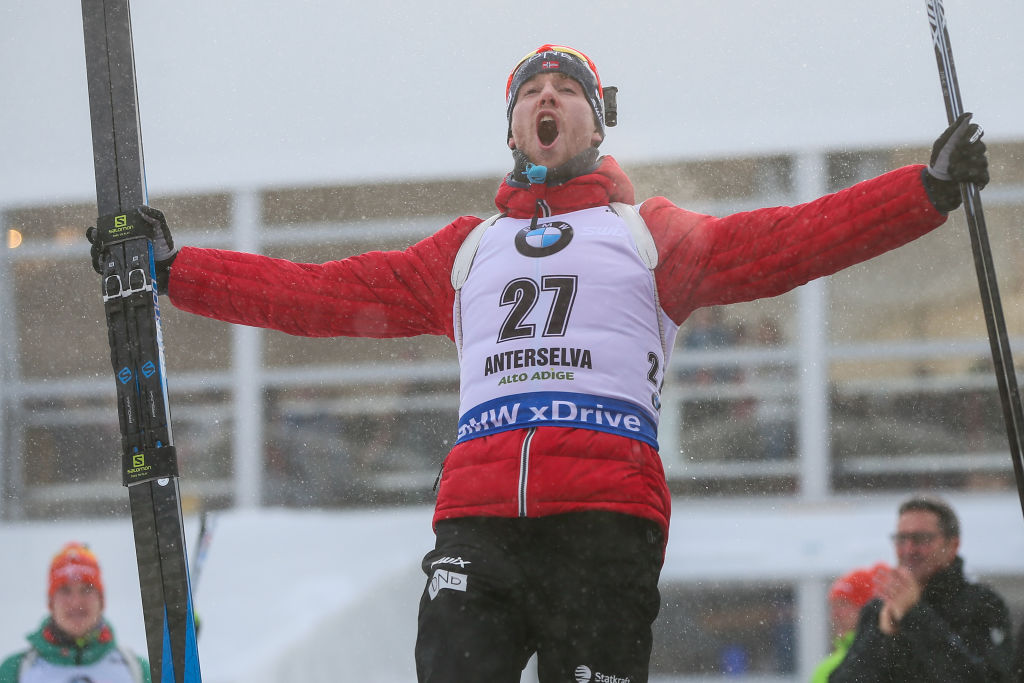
top-left (497, 275), bottom-right (578, 342)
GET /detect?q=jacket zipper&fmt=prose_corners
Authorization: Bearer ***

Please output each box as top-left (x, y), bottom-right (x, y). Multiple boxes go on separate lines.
top-left (517, 187), bottom-right (546, 518)
top-left (518, 427), bottom-right (536, 517)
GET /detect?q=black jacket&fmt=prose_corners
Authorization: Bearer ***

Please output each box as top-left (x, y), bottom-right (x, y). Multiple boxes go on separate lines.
top-left (829, 557), bottom-right (1013, 682)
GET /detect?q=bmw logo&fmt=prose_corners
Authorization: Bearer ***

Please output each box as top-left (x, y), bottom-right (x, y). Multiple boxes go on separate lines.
top-left (514, 221), bottom-right (573, 257)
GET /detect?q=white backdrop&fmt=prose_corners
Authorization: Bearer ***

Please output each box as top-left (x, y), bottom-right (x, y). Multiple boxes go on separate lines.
top-left (2, 0), bottom-right (1023, 206)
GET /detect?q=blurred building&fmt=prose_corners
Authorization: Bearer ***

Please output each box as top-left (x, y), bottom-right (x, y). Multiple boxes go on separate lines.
top-left (2, 141), bottom-right (1023, 681)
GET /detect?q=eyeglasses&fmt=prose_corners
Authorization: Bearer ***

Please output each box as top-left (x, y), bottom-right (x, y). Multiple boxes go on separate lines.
top-left (890, 532), bottom-right (941, 546)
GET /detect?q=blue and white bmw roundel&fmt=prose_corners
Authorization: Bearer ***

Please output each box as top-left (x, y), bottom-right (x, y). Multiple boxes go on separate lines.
top-left (515, 221), bottom-right (574, 257)
top-left (526, 226), bottom-right (562, 247)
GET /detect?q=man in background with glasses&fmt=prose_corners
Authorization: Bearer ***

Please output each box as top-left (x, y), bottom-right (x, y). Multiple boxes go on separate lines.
top-left (831, 496), bottom-right (1012, 681)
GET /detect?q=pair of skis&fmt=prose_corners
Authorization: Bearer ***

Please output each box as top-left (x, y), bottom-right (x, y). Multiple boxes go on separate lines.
top-left (81, 1), bottom-right (200, 682)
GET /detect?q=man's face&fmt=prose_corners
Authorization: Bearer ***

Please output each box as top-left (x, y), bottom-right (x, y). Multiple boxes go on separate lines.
top-left (508, 72), bottom-right (602, 169)
top-left (50, 581), bottom-right (103, 639)
top-left (892, 510), bottom-right (959, 584)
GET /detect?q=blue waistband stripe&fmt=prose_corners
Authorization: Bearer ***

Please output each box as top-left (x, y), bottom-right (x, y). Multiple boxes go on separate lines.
top-left (456, 391), bottom-right (659, 449)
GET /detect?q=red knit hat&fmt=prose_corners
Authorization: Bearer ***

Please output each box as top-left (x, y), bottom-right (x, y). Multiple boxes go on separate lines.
top-left (828, 562), bottom-right (889, 607)
top-left (48, 542), bottom-right (104, 600)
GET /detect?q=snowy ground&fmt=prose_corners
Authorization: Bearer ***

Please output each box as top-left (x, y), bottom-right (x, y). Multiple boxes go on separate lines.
top-left (1, 494), bottom-right (1021, 682)
top-left (0, 506), bottom-right (433, 683)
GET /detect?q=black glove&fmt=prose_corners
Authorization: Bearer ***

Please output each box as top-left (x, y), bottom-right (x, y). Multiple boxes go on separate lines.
top-left (137, 205), bottom-right (178, 263)
top-left (86, 225), bottom-right (103, 274)
top-left (86, 205), bottom-right (178, 291)
top-left (924, 112), bottom-right (989, 212)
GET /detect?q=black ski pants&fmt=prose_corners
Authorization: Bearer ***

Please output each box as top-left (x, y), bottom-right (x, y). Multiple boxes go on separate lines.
top-left (415, 511), bottom-right (664, 683)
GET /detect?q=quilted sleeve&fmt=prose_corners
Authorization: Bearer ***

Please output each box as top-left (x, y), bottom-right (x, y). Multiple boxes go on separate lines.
top-left (167, 216), bottom-right (482, 341)
top-left (643, 165), bottom-right (948, 324)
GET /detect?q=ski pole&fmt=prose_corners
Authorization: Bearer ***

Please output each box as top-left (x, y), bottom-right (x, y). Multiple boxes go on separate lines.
top-left (190, 510), bottom-right (216, 598)
top-left (926, 0), bottom-right (1024, 520)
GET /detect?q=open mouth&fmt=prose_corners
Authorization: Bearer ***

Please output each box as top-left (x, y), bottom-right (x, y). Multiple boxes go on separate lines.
top-left (537, 115), bottom-right (559, 146)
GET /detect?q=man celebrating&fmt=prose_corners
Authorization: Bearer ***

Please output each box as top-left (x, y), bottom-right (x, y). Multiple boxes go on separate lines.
top-left (89, 45), bottom-right (989, 682)
top-left (0, 542), bottom-right (149, 683)
top-left (830, 497), bottom-right (1012, 681)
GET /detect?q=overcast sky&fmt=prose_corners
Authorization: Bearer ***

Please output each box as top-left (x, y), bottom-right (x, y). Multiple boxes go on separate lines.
top-left (2, 0), bottom-right (1023, 206)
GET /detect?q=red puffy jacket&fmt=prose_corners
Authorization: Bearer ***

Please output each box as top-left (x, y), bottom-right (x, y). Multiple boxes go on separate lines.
top-left (168, 157), bottom-right (947, 537)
